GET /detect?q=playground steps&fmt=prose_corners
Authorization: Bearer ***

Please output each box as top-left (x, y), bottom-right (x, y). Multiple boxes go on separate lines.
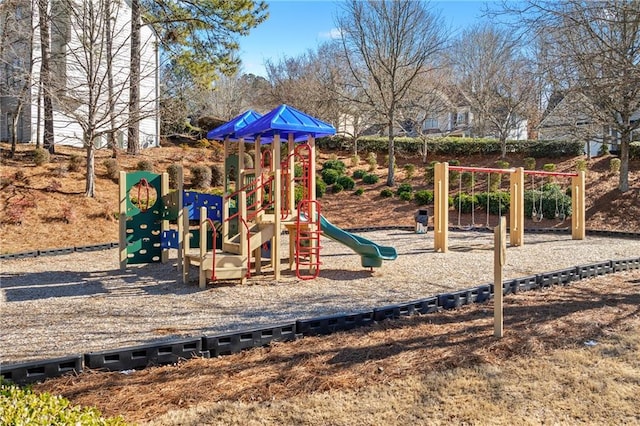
top-left (223, 222), bottom-right (275, 255)
top-left (185, 252), bottom-right (248, 287)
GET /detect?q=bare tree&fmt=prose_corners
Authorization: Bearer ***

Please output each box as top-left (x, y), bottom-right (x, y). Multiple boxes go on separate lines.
top-left (500, 0), bottom-right (640, 192)
top-left (38, 0), bottom-right (55, 153)
top-left (0, 0), bottom-right (35, 158)
top-left (337, 0), bottom-right (448, 186)
top-left (127, 0), bottom-right (140, 155)
top-left (448, 24), bottom-right (537, 157)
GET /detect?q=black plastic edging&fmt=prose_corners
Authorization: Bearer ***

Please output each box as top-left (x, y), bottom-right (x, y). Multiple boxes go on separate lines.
top-left (2, 256), bottom-right (640, 385)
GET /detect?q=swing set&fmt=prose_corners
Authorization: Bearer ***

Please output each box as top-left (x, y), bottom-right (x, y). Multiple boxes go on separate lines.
top-left (433, 162), bottom-right (585, 253)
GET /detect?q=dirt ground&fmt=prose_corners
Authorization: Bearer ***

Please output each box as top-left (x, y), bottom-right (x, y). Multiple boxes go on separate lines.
top-left (34, 269), bottom-right (640, 425)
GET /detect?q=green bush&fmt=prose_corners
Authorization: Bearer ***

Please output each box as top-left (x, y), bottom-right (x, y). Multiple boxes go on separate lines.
top-left (454, 192), bottom-right (477, 213)
top-left (576, 159), bottom-right (588, 172)
top-left (350, 154), bottom-right (360, 167)
top-left (353, 169), bottom-right (367, 179)
top-left (380, 188), bottom-right (393, 198)
top-left (399, 191), bottom-right (413, 201)
top-left (210, 164), bottom-right (223, 186)
top-left (598, 143), bottom-right (610, 156)
top-left (476, 191), bottom-right (511, 215)
top-left (609, 158), bottom-right (621, 174)
top-left (332, 182), bottom-right (344, 193)
top-left (33, 148), bottom-right (50, 166)
top-left (524, 185), bottom-right (572, 219)
top-left (354, 187), bottom-right (364, 196)
top-left (68, 155), bottom-right (83, 172)
top-left (136, 160), bottom-right (153, 172)
top-left (294, 185), bottom-right (304, 206)
top-left (337, 175), bottom-right (356, 190)
top-left (542, 163), bottom-right (556, 173)
top-left (396, 183), bottom-right (413, 196)
top-left (524, 157), bottom-right (536, 170)
top-left (414, 189), bottom-right (434, 205)
top-left (322, 159), bottom-right (346, 174)
top-left (316, 179), bottom-right (327, 198)
top-left (448, 159), bottom-right (460, 182)
top-left (403, 163), bottom-right (416, 179)
top-left (362, 173), bottom-right (379, 184)
top-left (496, 160), bottom-right (510, 169)
top-left (294, 163), bottom-right (303, 178)
top-left (487, 173), bottom-right (502, 192)
top-left (461, 171), bottom-right (475, 190)
top-left (321, 168), bottom-right (340, 185)
top-left (167, 164), bottom-right (181, 187)
top-left (190, 165), bottom-right (212, 189)
top-left (103, 158), bottom-right (119, 180)
top-left (424, 161), bottom-right (437, 184)
top-left (0, 379), bottom-right (128, 425)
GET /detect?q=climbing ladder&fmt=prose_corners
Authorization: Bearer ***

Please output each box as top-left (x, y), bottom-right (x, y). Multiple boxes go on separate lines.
top-left (295, 199), bottom-right (322, 280)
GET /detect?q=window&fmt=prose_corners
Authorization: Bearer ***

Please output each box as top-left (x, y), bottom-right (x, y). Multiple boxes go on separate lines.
top-left (424, 117), bottom-right (438, 129)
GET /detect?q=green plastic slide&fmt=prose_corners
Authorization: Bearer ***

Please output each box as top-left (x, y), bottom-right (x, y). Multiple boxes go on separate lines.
top-left (319, 214), bottom-right (398, 268)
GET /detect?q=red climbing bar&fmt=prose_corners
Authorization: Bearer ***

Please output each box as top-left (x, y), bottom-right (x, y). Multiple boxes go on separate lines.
top-left (523, 170), bottom-right (578, 177)
top-left (447, 165), bottom-right (515, 174)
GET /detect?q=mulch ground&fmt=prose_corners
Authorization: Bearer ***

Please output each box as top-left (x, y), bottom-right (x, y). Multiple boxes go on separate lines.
top-left (34, 269), bottom-right (640, 424)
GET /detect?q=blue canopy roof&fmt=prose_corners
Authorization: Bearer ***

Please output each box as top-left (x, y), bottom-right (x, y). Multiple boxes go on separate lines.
top-left (235, 104), bottom-right (336, 143)
top-left (206, 110), bottom-right (262, 141)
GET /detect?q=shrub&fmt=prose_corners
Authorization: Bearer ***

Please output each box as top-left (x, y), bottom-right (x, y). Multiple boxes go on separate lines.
top-left (399, 191), bottom-right (413, 201)
top-left (496, 160), bottom-right (509, 169)
top-left (353, 169), bottom-right (367, 179)
top-left (167, 164), bottom-right (181, 187)
top-left (542, 163), bottom-right (556, 183)
top-left (137, 160), bottom-right (153, 171)
top-left (68, 154), bottom-right (83, 172)
top-left (337, 175), bottom-right (356, 190)
top-left (576, 159), bottom-right (588, 172)
top-left (350, 154), bottom-right (360, 167)
top-left (396, 183), bottom-right (412, 196)
top-left (316, 179), bottom-right (327, 198)
top-left (631, 142), bottom-right (640, 160)
top-left (210, 141), bottom-right (224, 161)
top-left (33, 148), bottom-right (50, 166)
top-left (332, 182), bottom-right (344, 193)
top-left (190, 165), bottom-right (212, 189)
top-left (321, 168), bottom-right (340, 185)
top-left (424, 161), bottom-right (438, 184)
top-left (103, 158), bottom-right (119, 180)
top-left (196, 139), bottom-right (210, 149)
top-left (294, 163), bottom-right (303, 178)
top-left (524, 186), bottom-right (572, 219)
top-left (461, 171), bottom-right (475, 190)
top-left (414, 189), bottom-right (434, 205)
top-left (354, 187), bottom-right (364, 196)
top-left (598, 143), bottom-right (610, 156)
top-left (454, 192), bottom-right (477, 214)
top-left (366, 152), bottom-right (377, 171)
top-left (403, 163), bottom-right (416, 179)
top-left (322, 159), bottom-right (346, 173)
top-left (448, 159), bottom-right (460, 182)
top-left (294, 185), bottom-right (304, 206)
top-left (488, 173), bottom-right (502, 192)
top-left (524, 157), bottom-right (536, 170)
top-left (609, 157), bottom-right (621, 174)
top-left (476, 191), bottom-right (511, 215)
top-left (210, 164), bottom-right (223, 186)
top-left (362, 173), bottom-right (379, 184)
top-left (380, 188), bottom-right (393, 198)
top-left (0, 378), bottom-right (127, 425)
top-left (384, 155), bottom-right (397, 170)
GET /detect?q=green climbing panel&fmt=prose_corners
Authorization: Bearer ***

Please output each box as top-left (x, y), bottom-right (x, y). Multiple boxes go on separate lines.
top-left (125, 171), bottom-right (163, 264)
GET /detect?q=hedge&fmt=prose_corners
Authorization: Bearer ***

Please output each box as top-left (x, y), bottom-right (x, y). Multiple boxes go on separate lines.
top-left (317, 136), bottom-right (583, 158)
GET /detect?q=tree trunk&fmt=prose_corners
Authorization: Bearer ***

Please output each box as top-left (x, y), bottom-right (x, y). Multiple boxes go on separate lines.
top-left (127, 0), bottom-right (140, 155)
top-left (10, 114), bottom-right (18, 158)
top-left (500, 136), bottom-right (507, 159)
top-left (38, 0), bottom-right (55, 154)
top-left (386, 117), bottom-right (395, 187)
top-left (618, 131), bottom-right (630, 193)
top-left (105, 0), bottom-right (117, 158)
top-left (85, 141), bottom-right (96, 197)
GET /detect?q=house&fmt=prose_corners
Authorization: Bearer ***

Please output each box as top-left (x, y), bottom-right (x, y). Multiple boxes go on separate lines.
top-left (0, 0), bottom-right (159, 149)
top-left (538, 91), bottom-right (640, 155)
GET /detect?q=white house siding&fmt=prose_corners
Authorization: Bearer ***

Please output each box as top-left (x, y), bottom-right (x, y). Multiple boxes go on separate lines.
top-left (17, 0), bottom-right (158, 148)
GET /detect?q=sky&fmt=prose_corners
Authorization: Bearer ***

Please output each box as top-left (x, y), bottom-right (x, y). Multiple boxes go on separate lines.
top-left (239, 0), bottom-right (495, 77)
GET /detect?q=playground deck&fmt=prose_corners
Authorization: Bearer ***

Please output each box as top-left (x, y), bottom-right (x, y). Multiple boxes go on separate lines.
top-left (1, 230), bottom-right (638, 364)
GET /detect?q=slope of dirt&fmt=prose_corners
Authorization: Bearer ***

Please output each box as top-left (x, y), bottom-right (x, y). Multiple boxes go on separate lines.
top-left (1, 142), bottom-right (638, 253)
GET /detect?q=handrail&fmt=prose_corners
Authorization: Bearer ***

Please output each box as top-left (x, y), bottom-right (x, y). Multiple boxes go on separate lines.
top-left (238, 216), bottom-right (251, 278)
top-left (205, 218), bottom-right (217, 281)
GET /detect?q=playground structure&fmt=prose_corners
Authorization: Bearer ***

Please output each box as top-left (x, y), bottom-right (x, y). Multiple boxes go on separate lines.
top-left (432, 162), bottom-right (586, 253)
top-left (119, 105), bottom-right (398, 288)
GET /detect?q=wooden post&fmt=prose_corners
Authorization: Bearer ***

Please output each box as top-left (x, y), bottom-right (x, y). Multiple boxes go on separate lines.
top-left (222, 138), bottom-right (230, 243)
top-left (254, 136), bottom-right (263, 220)
top-left (433, 162), bottom-right (449, 253)
top-left (181, 207), bottom-right (190, 285)
top-left (199, 206), bottom-right (207, 289)
top-left (494, 216), bottom-right (506, 338)
top-left (288, 133), bottom-right (295, 216)
top-left (176, 165), bottom-right (184, 276)
top-left (509, 167), bottom-right (524, 247)
top-left (572, 171), bottom-right (586, 240)
top-left (119, 171), bottom-right (128, 270)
